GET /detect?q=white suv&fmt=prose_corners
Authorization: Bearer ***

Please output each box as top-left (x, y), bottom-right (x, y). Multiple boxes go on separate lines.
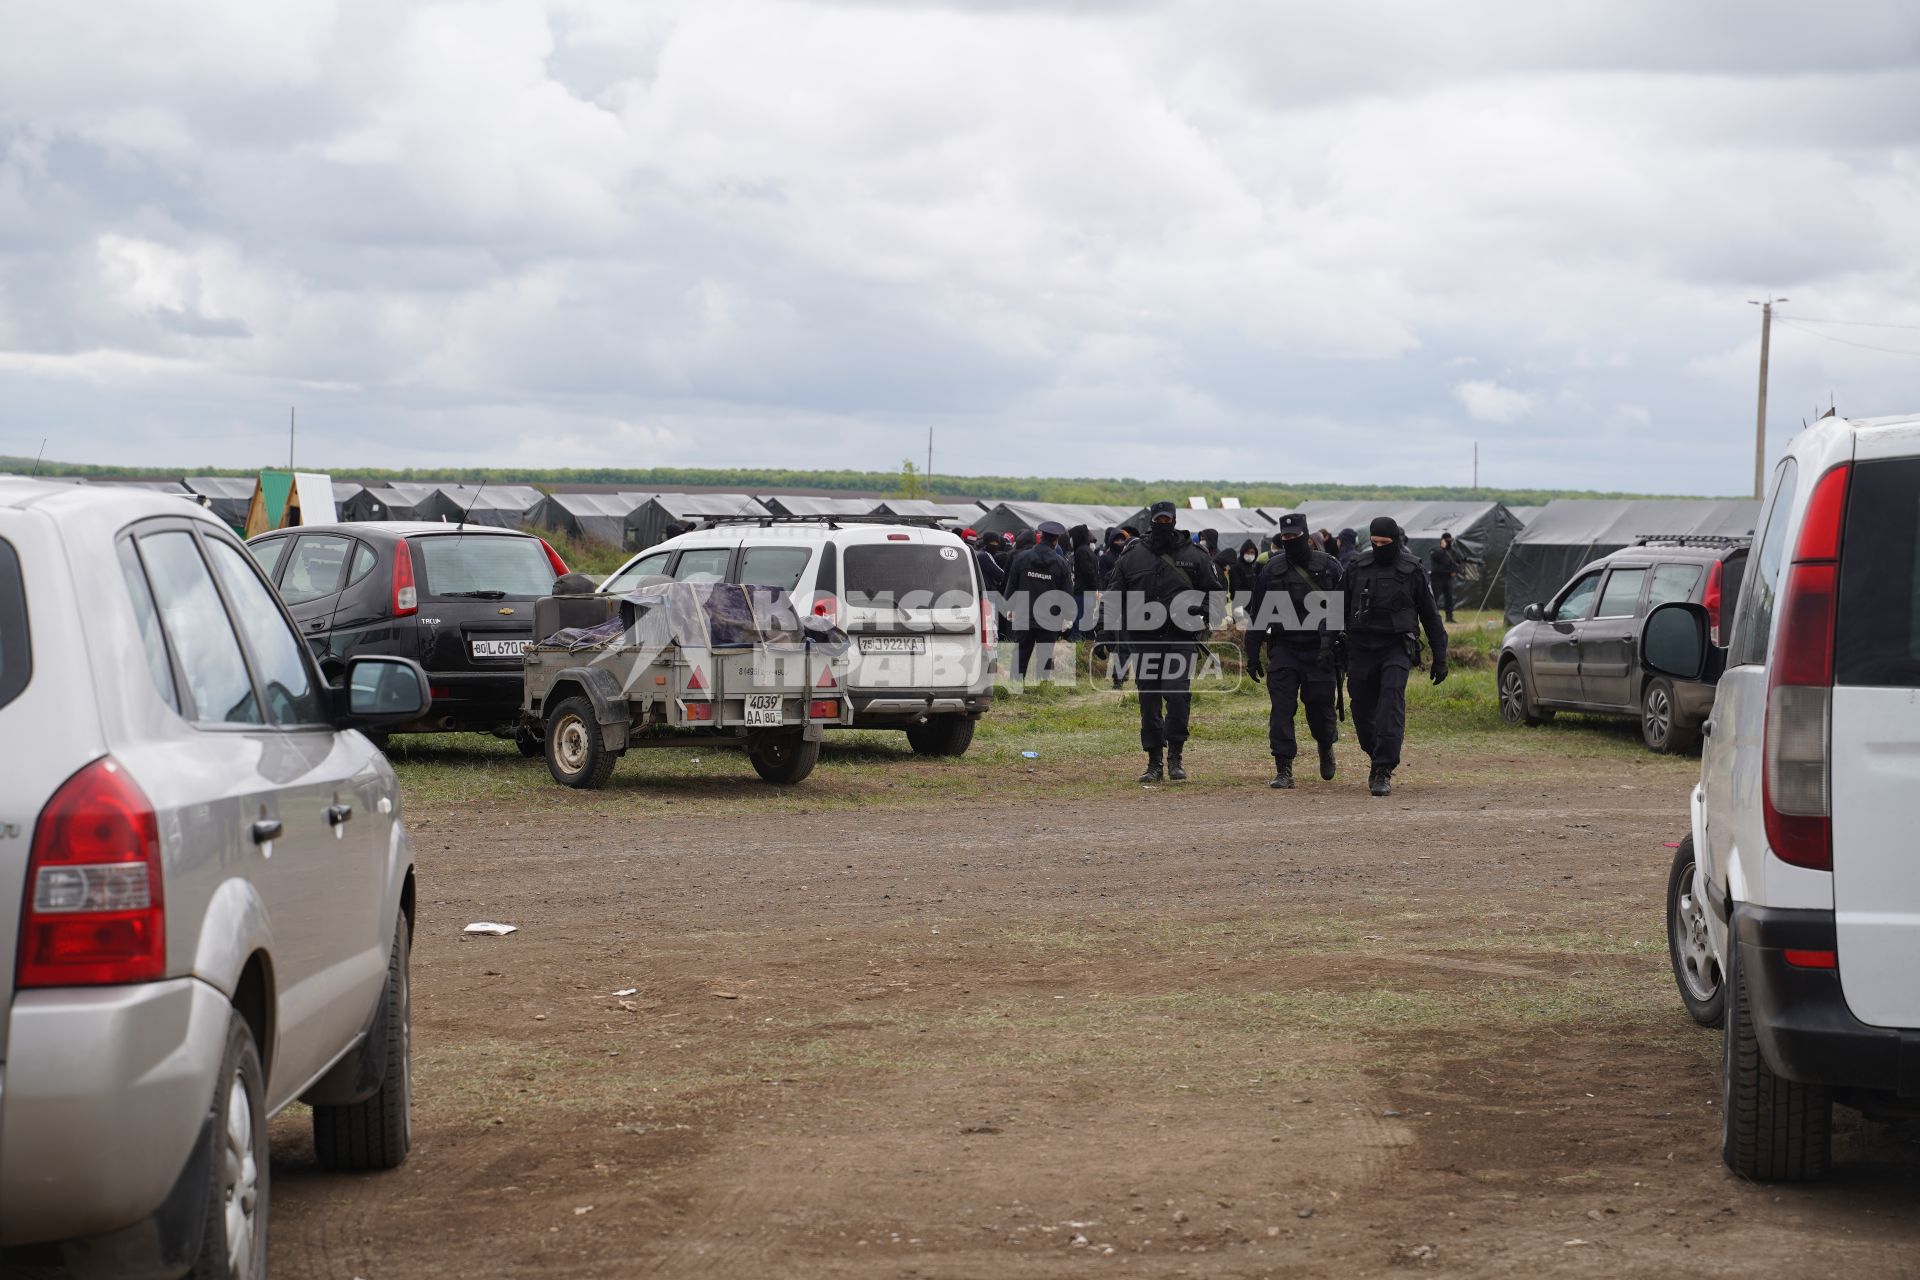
top-left (598, 519), bottom-right (994, 755)
top-left (1651, 412), bottom-right (1920, 1181)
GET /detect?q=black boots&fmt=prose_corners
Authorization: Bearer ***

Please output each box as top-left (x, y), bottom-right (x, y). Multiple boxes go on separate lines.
top-left (1166, 748), bottom-right (1188, 782)
top-left (1368, 764), bottom-right (1394, 797)
top-left (1318, 741), bottom-right (1337, 781)
top-left (1270, 760), bottom-right (1295, 789)
top-left (1138, 750), bottom-right (1164, 784)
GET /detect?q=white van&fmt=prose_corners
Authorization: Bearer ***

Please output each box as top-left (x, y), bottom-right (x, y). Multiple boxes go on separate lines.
top-left (598, 520), bottom-right (993, 755)
top-left (1650, 411), bottom-right (1920, 1181)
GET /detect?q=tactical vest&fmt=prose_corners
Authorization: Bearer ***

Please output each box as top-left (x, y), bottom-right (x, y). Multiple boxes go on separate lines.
top-left (1350, 554), bottom-right (1420, 635)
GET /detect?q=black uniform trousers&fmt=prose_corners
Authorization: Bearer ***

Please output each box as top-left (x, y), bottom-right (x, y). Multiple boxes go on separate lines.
top-left (1266, 639), bottom-right (1338, 762)
top-left (1347, 635), bottom-right (1413, 770)
top-left (1013, 629), bottom-right (1063, 680)
top-left (1431, 573), bottom-right (1455, 621)
top-left (1133, 638), bottom-right (1196, 752)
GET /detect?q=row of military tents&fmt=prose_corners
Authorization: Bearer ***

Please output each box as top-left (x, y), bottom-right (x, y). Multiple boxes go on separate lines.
top-left (21, 473), bottom-right (1759, 617)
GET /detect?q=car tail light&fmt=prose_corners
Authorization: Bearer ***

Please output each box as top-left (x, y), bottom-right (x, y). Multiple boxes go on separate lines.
top-left (887, 533), bottom-right (910, 541)
top-left (17, 758), bottom-right (165, 988)
top-left (392, 537), bottom-right (418, 617)
top-left (1703, 559), bottom-right (1724, 646)
top-left (811, 595), bottom-right (838, 622)
top-left (430, 684), bottom-right (451, 700)
top-left (808, 699), bottom-right (839, 720)
top-left (1763, 463), bottom-right (1849, 873)
top-left (980, 596), bottom-right (997, 651)
top-left (1784, 948), bottom-right (1838, 970)
top-left (539, 538), bottom-right (569, 577)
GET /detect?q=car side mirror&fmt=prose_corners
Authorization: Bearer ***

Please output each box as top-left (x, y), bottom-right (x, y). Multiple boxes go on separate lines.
top-left (343, 656), bottom-right (432, 724)
top-left (1642, 602), bottom-right (1722, 685)
top-left (1522, 602), bottom-right (1543, 622)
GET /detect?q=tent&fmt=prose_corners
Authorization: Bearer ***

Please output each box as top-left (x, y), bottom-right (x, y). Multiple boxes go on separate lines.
top-left (1285, 500), bottom-right (1523, 608)
top-left (243, 471), bottom-right (338, 537)
top-left (760, 495), bottom-right (885, 518)
top-left (623, 493), bottom-right (771, 550)
top-left (1118, 504), bottom-right (1276, 550)
top-left (1507, 505), bottom-right (1544, 526)
top-left (420, 484), bottom-right (545, 527)
top-left (331, 480), bottom-right (366, 511)
top-left (872, 499), bottom-right (988, 524)
top-left (340, 483), bottom-right (440, 522)
top-left (1502, 498), bottom-right (1760, 622)
top-left (530, 492), bottom-right (653, 545)
top-left (974, 502), bottom-right (1138, 539)
top-left (183, 477), bottom-right (259, 529)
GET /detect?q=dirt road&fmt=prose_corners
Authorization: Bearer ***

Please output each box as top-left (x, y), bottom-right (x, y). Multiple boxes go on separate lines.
top-left (268, 745), bottom-right (1920, 1277)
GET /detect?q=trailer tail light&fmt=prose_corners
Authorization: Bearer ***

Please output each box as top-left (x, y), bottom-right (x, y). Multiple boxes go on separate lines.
top-left (1764, 463), bottom-right (1849, 873)
top-left (17, 758), bottom-right (165, 988)
top-left (808, 699), bottom-right (839, 720)
top-left (539, 538), bottom-right (569, 578)
top-left (392, 537), bottom-right (418, 617)
top-left (811, 596), bottom-right (838, 623)
top-left (1703, 559), bottom-right (1724, 647)
top-left (684, 701), bottom-right (713, 722)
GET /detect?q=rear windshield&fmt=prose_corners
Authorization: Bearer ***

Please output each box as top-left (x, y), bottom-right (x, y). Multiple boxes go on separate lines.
top-left (0, 538), bottom-right (29, 711)
top-left (1837, 456), bottom-right (1920, 686)
top-left (416, 535), bottom-right (556, 599)
top-left (843, 543), bottom-right (975, 609)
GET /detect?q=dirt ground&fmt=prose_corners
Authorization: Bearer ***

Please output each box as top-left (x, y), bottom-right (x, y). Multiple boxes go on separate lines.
top-left (266, 739), bottom-right (1920, 1278)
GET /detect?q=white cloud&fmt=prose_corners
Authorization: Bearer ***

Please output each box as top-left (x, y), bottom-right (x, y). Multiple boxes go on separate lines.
top-left (1452, 379), bottom-right (1538, 424)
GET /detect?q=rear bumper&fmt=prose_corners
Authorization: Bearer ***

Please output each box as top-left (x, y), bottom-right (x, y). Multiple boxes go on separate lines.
top-left (402, 670), bottom-right (523, 731)
top-left (849, 691), bottom-right (992, 724)
top-left (1737, 906), bottom-right (1920, 1097)
top-left (0, 977), bottom-right (228, 1255)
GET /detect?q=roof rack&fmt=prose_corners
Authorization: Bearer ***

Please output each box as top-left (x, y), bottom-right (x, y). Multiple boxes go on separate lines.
top-left (691, 513), bottom-right (953, 529)
top-left (1631, 533), bottom-right (1753, 549)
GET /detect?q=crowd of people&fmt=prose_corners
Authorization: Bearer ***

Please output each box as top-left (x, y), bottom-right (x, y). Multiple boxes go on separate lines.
top-left (958, 506), bottom-right (1461, 797)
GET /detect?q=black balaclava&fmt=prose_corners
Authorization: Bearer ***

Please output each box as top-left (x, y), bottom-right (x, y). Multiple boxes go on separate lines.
top-left (1368, 516), bottom-right (1401, 557)
top-left (1148, 520), bottom-right (1178, 553)
top-left (1283, 536), bottom-right (1311, 566)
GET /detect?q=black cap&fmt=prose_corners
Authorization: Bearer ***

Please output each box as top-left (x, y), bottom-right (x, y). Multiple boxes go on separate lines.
top-left (1036, 520), bottom-right (1066, 538)
top-left (1277, 512), bottom-right (1308, 537)
top-left (1369, 516), bottom-right (1400, 539)
top-left (1148, 500), bottom-right (1177, 523)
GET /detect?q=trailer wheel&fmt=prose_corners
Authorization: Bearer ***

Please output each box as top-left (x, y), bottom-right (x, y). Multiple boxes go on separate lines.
top-left (905, 716), bottom-right (975, 757)
top-left (749, 730), bottom-right (820, 785)
top-left (545, 696), bottom-right (617, 789)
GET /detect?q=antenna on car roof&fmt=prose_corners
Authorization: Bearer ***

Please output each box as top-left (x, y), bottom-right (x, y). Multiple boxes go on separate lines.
top-left (28, 438), bottom-right (46, 477)
top-left (458, 478), bottom-right (490, 532)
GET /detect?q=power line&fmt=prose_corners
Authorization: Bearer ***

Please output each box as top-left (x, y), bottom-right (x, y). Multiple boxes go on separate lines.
top-left (1785, 315), bottom-right (1920, 332)
top-left (1774, 317), bottom-right (1920, 358)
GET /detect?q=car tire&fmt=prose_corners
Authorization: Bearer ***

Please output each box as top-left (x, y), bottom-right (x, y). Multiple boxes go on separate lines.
top-left (513, 724), bottom-right (544, 758)
top-left (188, 1012), bottom-right (269, 1280)
top-left (1641, 676), bottom-right (1700, 754)
top-left (313, 915), bottom-right (412, 1172)
top-left (1497, 659), bottom-right (1552, 727)
top-left (1666, 836), bottom-right (1723, 1027)
top-left (1722, 933), bottom-right (1832, 1182)
top-left (905, 716), bottom-right (975, 757)
top-left (749, 730), bottom-right (820, 784)
top-left (545, 696), bottom-right (617, 789)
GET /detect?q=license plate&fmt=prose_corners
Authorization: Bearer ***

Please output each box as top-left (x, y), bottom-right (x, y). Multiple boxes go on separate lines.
top-left (470, 639), bottom-right (527, 659)
top-left (859, 636), bottom-right (925, 654)
top-left (744, 694), bottom-right (784, 726)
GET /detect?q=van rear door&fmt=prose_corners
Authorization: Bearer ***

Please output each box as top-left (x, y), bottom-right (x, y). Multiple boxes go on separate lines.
top-left (840, 536), bottom-right (982, 694)
top-left (1830, 446), bottom-right (1920, 1027)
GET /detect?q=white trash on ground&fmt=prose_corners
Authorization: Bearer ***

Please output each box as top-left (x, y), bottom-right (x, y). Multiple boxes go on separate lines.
top-left (464, 922), bottom-right (519, 936)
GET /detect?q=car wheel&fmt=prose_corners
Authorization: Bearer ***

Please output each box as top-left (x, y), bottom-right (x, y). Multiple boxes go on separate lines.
top-left (545, 696), bottom-right (617, 789)
top-left (1641, 676), bottom-right (1700, 754)
top-left (188, 1013), bottom-right (269, 1280)
top-left (1666, 836), bottom-right (1723, 1027)
top-left (905, 716), bottom-right (975, 757)
top-left (1722, 932), bottom-right (1832, 1181)
top-left (1497, 660), bottom-right (1552, 727)
top-left (513, 724), bottom-right (544, 758)
top-left (313, 915), bottom-right (412, 1172)
top-left (749, 730), bottom-right (820, 784)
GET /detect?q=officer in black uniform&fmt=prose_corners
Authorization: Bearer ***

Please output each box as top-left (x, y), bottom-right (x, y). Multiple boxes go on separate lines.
top-left (1101, 501), bottom-right (1223, 782)
top-left (1428, 531), bottom-right (1460, 623)
top-left (1003, 519), bottom-right (1074, 681)
top-left (1344, 516), bottom-right (1449, 796)
top-left (1243, 512), bottom-right (1344, 789)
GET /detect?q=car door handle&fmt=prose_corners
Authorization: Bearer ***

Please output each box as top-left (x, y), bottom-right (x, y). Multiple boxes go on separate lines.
top-left (251, 819), bottom-right (282, 844)
top-left (1703, 719), bottom-right (1713, 738)
top-left (308, 619), bottom-right (325, 631)
top-left (326, 803), bottom-right (354, 827)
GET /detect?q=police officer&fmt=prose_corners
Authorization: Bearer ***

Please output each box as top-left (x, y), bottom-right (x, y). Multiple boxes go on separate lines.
top-left (1428, 531), bottom-right (1460, 623)
top-left (1244, 512), bottom-right (1344, 789)
top-left (1345, 516), bottom-right (1448, 796)
top-left (1004, 520), bottom-right (1074, 681)
top-left (1101, 501), bottom-right (1224, 782)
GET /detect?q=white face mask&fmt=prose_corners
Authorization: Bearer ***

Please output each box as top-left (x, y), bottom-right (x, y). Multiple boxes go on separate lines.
top-left (1241, 554), bottom-right (1255, 563)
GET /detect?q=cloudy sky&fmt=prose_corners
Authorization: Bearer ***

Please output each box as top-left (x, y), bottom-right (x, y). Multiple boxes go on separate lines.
top-left (4, 1), bottom-right (1919, 493)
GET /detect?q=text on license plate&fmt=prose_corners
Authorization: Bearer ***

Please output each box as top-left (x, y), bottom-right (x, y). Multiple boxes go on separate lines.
top-left (859, 636), bottom-right (925, 654)
top-left (744, 694), bottom-right (784, 726)
top-left (471, 639), bottom-right (528, 659)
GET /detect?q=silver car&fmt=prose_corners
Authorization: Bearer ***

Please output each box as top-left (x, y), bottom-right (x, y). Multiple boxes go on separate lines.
top-left (0, 479), bottom-right (426, 1278)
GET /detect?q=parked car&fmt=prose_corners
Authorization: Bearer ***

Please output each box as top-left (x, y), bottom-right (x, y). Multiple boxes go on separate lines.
top-left (1496, 537), bottom-right (1748, 752)
top-left (0, 478), bottom-right (426, 1275)
top-left (1650, 411), bottom-right (1920, 1181)
top-left (247, 522), bottom-right (569, 751)
top-left (597, 518), bottom-right (993, 755)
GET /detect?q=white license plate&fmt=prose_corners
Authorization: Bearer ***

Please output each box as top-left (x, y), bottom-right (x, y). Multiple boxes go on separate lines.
top-left (744, 694), bottom-right (784, 726)
top-left (859, 636), bottom-right (925, 654)
top-left (470, 639), bottom-right (527, 659)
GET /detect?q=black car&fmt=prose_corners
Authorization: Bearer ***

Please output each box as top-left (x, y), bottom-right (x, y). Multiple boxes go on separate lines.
top-left (1496, 536), bottom-right (1748, 753)
top-left (247, 522), bottom-right (567, 746)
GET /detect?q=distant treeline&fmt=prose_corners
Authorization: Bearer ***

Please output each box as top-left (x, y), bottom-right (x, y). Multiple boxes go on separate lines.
top-left (0, 455), bottom-right (1718, 508)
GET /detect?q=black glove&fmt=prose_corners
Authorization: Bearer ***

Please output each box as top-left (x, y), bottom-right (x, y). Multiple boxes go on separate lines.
top-left (1091, 641), bottom-right (1110, 662)
top-left (1245, 649), bottom-right (1264, 682)
top-left (1430, 658), bottom-right (1448, 685)
top-left (1317, 640), bottom-right (1337, 674)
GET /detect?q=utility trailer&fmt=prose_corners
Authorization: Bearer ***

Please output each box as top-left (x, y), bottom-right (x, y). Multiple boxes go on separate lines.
top-left (520, 581), bottom-right (850, 788)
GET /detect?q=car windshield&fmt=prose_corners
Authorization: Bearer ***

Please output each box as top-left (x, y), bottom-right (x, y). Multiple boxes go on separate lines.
top-left (417, 535), bottom-right (555, 598)
top-left (844, 543), bottom-right (974, 611)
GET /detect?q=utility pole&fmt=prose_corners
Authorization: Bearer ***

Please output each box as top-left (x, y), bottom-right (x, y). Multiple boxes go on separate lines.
top-left (1748, 297), bottom-right (1786, 500)
top-left (288, 406), bottom-right (296, 471)
top-left (1473, 441), bottom-right (1478, 492)
top-left (926, 427), bottom-right (933, 491)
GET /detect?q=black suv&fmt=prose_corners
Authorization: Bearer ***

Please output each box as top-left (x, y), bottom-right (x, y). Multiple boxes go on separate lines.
top-left (247, 522), bottom-right (566, 745)
top-left (1496, 536), bottom-right (1748, 752)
